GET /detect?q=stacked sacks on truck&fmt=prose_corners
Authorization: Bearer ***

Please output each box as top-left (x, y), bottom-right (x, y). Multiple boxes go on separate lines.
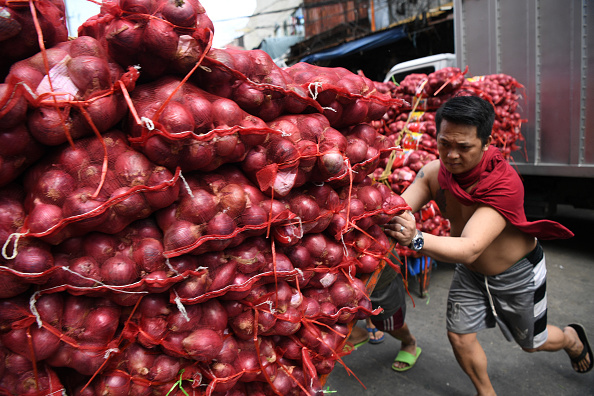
top-left (371, 66), bottom-right (525, 260)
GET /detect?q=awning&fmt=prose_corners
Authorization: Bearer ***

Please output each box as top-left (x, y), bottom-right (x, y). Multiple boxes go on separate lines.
top-left (300, 26), bottom-right (406, 63)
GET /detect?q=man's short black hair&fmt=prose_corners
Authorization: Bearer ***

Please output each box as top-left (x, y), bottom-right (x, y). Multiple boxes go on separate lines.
top-left (435, 95), bottom-right (495, 146)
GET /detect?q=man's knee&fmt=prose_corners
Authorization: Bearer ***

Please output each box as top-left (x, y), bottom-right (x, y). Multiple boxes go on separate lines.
top-left (448, 331), bottom-right (477, 349)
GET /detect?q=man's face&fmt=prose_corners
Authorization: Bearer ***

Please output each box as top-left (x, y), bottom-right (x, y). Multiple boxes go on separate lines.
top-left (436, 120), bottom-right (492, 174)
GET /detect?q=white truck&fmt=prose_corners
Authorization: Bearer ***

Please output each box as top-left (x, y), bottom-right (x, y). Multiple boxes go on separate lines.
top-left (385, 0), bottom-right (594, 216)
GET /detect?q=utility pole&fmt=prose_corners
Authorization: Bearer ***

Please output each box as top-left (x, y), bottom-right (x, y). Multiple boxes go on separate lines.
top-left (370, 0), bottom-right (376, 31)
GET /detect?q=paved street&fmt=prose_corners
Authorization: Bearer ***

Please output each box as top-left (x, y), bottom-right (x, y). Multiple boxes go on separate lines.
top-left (325, 206), bottom-right (594, 395)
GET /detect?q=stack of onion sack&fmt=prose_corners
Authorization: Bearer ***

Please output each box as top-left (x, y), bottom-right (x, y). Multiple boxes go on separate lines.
top-left (78, 0), bottom-right (214, 82)
top-left (0, 0), bottom-right (68, 80)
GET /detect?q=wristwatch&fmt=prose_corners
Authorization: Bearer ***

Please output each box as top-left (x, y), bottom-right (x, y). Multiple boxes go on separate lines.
top-left (409, 229), bottom-right (424, 251)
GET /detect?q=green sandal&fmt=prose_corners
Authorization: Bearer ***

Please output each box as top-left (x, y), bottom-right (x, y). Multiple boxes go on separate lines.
top-left (392, 347), bottom-right (421, 372)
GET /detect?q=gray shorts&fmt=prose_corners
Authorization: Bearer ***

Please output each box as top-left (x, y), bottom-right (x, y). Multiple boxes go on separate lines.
top-left (446, 242), bottom-right (548, 349)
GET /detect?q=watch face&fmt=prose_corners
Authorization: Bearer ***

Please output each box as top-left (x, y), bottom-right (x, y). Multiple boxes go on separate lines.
top-left (411, 231), bottom-right (424, 251)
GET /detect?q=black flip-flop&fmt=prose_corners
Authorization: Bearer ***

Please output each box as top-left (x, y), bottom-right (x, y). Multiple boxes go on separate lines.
top-left (568, 323), bottom-right (593, 373)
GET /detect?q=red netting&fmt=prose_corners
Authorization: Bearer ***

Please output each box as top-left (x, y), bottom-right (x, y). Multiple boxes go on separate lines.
top-left (78, 0), bottom-right (214, 83)
top-left (193, 47), bottom-right (324, 121)
top-left (4, 36), bottom-right (139, 147)
top-left (5, 130), bottom-right (180, 247)
top-left (126, 76), bottom-right (276, 173)
top-left (284, 62), bottom-right (406, 128)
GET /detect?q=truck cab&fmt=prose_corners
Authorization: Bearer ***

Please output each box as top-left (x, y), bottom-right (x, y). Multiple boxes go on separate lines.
top-left (383, 53), bottom-right (456, 83)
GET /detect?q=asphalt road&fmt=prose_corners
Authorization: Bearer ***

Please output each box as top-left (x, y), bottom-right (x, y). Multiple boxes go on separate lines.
top-left (324, 205), bottom-right (594, 395)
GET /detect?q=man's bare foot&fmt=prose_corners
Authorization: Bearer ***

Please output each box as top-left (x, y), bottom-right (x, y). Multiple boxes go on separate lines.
top-left (392, 342), bottom-right (419, 370)
top-left (565, 324), bottom-right (593, 373)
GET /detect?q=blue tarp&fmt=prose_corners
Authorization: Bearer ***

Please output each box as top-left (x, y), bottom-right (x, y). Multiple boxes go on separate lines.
top-left (300, 26), bottom-right (406, 63)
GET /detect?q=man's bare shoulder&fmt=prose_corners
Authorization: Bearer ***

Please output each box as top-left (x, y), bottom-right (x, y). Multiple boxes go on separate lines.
top-left (414, 159), bottom-right (440, 185)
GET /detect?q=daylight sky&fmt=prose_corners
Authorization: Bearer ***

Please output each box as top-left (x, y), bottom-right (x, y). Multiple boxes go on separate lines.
top-left (64, 0), bottom-right (256, 48)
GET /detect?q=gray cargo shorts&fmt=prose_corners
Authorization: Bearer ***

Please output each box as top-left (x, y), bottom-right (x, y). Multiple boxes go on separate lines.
top-left (446, 242), bottom-right (548, 349)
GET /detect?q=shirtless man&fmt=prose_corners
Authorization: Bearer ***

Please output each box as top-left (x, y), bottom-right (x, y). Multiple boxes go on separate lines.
top-left (384, 95), bottom-right (592, 395)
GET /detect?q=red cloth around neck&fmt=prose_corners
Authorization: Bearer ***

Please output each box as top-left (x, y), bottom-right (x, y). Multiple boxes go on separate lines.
top-left (438, 145), bottom-right (574, 240)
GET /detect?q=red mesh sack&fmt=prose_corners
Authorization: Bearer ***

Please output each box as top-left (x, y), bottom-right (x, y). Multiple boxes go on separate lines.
top-left (0, 185), bottom-right (56, 291)
top-left (194, 48), bottom-right (323, 121)
top-left (242, 113), bottom-right (349, 197)
top-left (41, 218), bottom-right (189, 301)
top-left (461, 74), bottom-right (525, 158)
top-left (41, 294), bottom-right (123, 377)
top-left (424, 66), bottom-right (467, 96)
top-left (284, 62), bottom-right (405, 128)
top-left (0, 292), bottom-right (63, 364)
top-left (98, 342), bottom-right (201, 394)
top-left (78, 0), bottom-right (214, 82)
top-left (0, 0), bottom-right (68, 80)
top-left (326, 179), bottom-right (409, 239)
top-left (127, 76), bottom-right (275, 173)
top-left (14, 130), bottom-right (180, 246)
top-left (157, 165), bottom-right (297, 258)
top-left (5, 36), bottom-right (139, 146)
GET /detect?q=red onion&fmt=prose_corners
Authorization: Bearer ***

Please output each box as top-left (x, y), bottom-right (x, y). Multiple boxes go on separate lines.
top-left (124, 343), bottom-right (156, 378)
top-left (26, 202), bottom-right (63, 235)
top-left (182, 328), bottom-right (224, 361)
top-left (63, 187), bottom-right (109, 230)
top-left (1, 327), bottom-right (60, 361)
top-left (82, 232), bottom-right (117, 263)
top-left (132, 237), bottom-right (165, 272)
top-left (200, 299), bottom-right (229, 331)
top-left (173, 272), bottom-right (210, 299)
top-left (185, 92), bottom-right (214, 132)
top-left (161, 0), bottom-right (199, 27)
top-left (10, 241), bottom-right (54, 273)
top-left (138, 315), bottom-right (168, 349)
top-left (216, 335), bottom-right (239, 363)
top-left (151, 354), bottom-right (182, 382)
top-left (143, 17), bottom-right (178, 60)
top-left (110, 187), bottom-right (150, 219)
top-left (67, 55), bottom-right (111, 96)
top-left (357, 254), bottom-right (380, 273)
top-left (94, 371), bottom-right (131, 396)
top-left (178, 188), bottom-right (219, 224)
top-left (212, 98), bottom-right (243, 127)
top-left (236, 348), bottom-right (261, 382)
top-left (163, 220), bottom-right (202, 251)
top-left (330, 278), bottom-right (358, 307)
top-left (138, 293), bottom-right (171, 318)
top-left (65, 256), bottom-right (102, 286)
top-left (218, 183), bottom-right (247, 218)
top-left (273, 306), bottom-right (302, 336)
top-left (230, 309), bottom-right (256, 341)
top-left (34, 169), bottom-right (76, 206)
top-left (100, 254), bottom-right (138, 285)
